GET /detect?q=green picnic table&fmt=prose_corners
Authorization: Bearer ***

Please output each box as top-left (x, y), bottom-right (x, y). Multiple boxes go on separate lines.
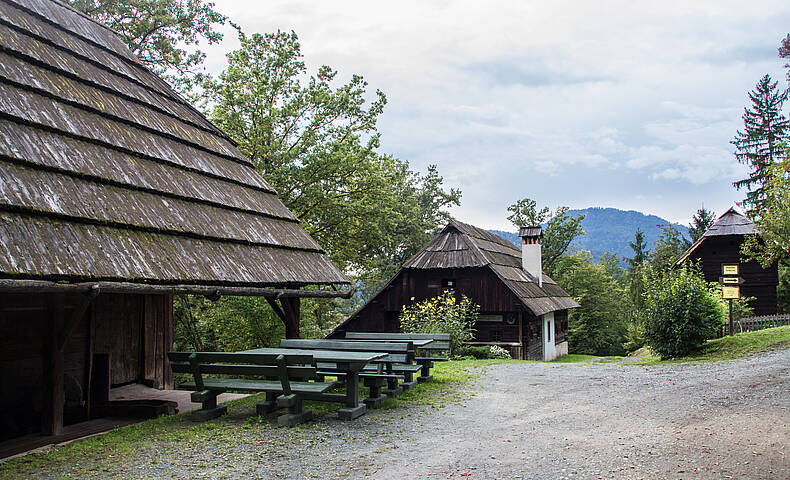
top-left (242, 347), bottom-right (386, 420)
top-left (344, 333), bottom-right (451, 381)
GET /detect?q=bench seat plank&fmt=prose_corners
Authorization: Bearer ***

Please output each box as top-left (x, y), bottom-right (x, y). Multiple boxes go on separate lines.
top-left (180, 379), bottom-right (335, 394)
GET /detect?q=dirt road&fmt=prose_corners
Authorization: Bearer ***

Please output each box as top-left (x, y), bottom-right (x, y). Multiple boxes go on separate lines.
top-left (23, 349), bottom-right (790, 479)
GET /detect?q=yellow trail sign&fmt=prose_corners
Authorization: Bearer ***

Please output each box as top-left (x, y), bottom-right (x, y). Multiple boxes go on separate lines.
top-left (722, 286), bottom-right (740, 299)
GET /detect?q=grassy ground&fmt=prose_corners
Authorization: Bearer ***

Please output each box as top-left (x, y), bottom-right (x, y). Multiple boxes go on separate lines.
top-left (629, 326), bottom-right (790, 365)
top-left (0, 358), bottom-right (510, 478)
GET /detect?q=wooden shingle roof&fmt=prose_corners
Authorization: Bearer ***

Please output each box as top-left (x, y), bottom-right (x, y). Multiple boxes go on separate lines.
top-left (404, 219), bottom-right (579, 316)
top-left (0, 0), bottom-right (347, 289)
top-left (676, 208), bottom-right (756, 265)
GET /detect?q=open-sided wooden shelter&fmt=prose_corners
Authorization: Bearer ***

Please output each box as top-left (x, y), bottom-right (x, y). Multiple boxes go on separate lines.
top-left (330, 220), bottom-right (579, 360)
top-left (0, 0), bottom-right (348, 441)
top-left (676, 208), bottom-right (778, 315)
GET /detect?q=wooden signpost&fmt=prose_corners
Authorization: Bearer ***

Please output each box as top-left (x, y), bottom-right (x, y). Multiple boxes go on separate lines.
top-left (720, 264), bottom-right (741, 335)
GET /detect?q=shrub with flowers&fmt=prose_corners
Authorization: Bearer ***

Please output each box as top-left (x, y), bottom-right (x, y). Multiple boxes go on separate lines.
top-left (398, 290), bottom-right (479, 354)
top-left (488, 345), bottom-right (512, 359)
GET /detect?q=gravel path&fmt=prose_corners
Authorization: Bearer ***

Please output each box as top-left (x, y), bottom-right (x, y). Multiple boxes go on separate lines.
top-left (22, 349), bottom-right (790, 479)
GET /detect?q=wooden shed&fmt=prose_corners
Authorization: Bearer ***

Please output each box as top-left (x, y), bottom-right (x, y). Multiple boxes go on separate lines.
top-left (330, 220), bottom-right (579, 360)
top-left (0, 0), bottom-right (348, 441)
top-left (676, 208), bottom-right (778, 315)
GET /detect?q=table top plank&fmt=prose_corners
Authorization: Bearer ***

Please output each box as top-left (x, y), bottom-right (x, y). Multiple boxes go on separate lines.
top-left (242, 347), bottom-right (387, 365)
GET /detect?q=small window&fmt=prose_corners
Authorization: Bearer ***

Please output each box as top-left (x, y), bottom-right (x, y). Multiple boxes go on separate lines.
top-left (442, 279), bottom-right (456, 288)
top-left (491, 330), bottom-right (503, 342)
top-left (546, 320), bottom-right (551, 342)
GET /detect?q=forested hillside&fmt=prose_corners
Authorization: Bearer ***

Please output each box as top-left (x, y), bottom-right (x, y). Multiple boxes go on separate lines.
top-left (491, 207), bottom-right (691, 262)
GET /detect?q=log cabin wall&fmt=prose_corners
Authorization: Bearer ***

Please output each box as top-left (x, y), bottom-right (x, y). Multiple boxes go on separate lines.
top-left (687, 236), bottom-right (778, 315)
top-left (0, 292), bottom-right (172, 441)
top-left (335, 266), bottom-right (558, 361)
top-left (337, 267), bottom-right (525, 335)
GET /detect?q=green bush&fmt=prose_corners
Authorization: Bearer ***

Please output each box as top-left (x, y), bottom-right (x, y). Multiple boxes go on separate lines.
top-left (399, 290), bottom-right (478, 354)
top-left (640, 264), bottom-right (725, 359)
top-left (452, 345), bottom-right (511, 359)
top-left (452, 345), bottom-right (491, 359)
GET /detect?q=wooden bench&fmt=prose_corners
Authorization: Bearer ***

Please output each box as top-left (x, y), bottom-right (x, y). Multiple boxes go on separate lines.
top-left (279, 339), bottom-right (418, 407)
top-left (168, 351), bottom-right (336, 426)
top-left (344, 333), bottom-right (451, 382)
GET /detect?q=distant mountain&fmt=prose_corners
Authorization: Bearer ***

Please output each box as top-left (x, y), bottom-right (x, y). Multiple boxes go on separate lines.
top-left (490, 207), bottom-right (690, 263)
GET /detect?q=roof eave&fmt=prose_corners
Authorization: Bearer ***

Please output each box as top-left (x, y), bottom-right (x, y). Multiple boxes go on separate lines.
top-left (0, 278), bottom-right (355, 299)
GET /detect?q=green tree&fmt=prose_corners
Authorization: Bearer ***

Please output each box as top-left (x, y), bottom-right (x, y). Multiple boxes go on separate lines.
top-left (554, 252), bottom-right (630, 356)
top-left (640, 263), bottom-right (725, 359)
top-left (600, 251), bottom-right (627, 286)
top-left (206, 31), bottom-right (459, 281)
top-left (506, 198), bottom-right (550, 227)
top-left (780, 33), bottom-right (790, 81)
top-left (732, 74), bottom-right (789, 214)
top-left (650, 223), bottom-right (691, 273)
top-left (68, 0), bottom-right (226, 90)
top-left (688, 207), bottom-right (716, 243)
top-left (741, 156), bottom-right (790, 314)
top-left (741, 158), bottom-right (790, 268)
top-left (506, 198), bottom-right (585, 277)
top-left (627, 228), bottom-right (648, 270)
top-left (625, 229), bottom-right (649, 351)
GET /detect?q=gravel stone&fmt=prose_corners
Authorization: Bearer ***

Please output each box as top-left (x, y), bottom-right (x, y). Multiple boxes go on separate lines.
top-left (27, 349), bottom-right (790, 479)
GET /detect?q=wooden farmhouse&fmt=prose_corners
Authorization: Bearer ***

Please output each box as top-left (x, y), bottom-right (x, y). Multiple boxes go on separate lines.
top-left (0, 0), bottom-right (348, 442)
top-left (330, 220), bottom-right (579, 360)
top-left (676, 208), bottom-right (778, 315)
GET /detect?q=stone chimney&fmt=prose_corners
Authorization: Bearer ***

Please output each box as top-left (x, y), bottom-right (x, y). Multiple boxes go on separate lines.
top-left (518, 226), bottom-right (543, 287)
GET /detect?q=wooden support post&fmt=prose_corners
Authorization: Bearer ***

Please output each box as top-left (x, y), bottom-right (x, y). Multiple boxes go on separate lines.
top-left (42, 295), bottom-right (65, 435)
top-left (267, 297), bottom-right (301, 338)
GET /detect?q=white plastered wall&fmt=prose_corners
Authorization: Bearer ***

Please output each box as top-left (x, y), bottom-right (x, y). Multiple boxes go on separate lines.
top-left (542, 311), bottom-right (557, 361)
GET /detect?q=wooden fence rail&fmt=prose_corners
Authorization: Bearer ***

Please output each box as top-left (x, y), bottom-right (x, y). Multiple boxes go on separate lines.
top-left (723, 313), bottom-right (790, 336)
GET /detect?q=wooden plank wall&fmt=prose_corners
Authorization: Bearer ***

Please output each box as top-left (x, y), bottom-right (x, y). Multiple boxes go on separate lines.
top-left (0, 292), bottom-right (173, 441)
top-left (689, 236), bottom-right (778, 315)
top-left (554, 310), bottom-right (568, 344)
top-left (336, 266), bottom-right (569, 361)
top-left (339, 267), bottom-right (526, 335)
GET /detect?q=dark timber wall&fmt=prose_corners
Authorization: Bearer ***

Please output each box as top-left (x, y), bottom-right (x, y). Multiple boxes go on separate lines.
top-left (686, 236), bottom-right (778, 315)
top-left (0, 293), bottom-right (172, 441)
top-left (333, 267), bottom-right (566, 361)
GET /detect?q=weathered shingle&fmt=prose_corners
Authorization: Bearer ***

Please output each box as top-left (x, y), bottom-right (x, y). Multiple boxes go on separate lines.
top-left (402, 219), bottom-right (579, 316)
top-left (676, 208), bottom-right (757, 266)
top-left (0, 0), bottom-right (347, 288)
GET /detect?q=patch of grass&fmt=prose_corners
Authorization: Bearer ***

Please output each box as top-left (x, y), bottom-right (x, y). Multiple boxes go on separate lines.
top-left (553, 354), bottom-right (626, 364)
top-left (630, 326), bottom-right (790, 365)
top-left (552, 354), bottom-right (598, 363)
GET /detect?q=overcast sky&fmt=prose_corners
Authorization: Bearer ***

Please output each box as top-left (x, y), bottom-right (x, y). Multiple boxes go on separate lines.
top-left (202, 1), bottom-right (790, 230)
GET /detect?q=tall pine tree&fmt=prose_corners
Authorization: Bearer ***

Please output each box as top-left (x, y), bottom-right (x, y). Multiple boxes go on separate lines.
top-left (732, 74), bottom-right (789, 214)
top-left (688, 207), bottom-right (716, 243)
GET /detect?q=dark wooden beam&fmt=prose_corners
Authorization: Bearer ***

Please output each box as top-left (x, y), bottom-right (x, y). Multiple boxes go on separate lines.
top-left (57, 286), bottom-right (100, 353)
top-left (266, 297), bottom-right (287, 322)
top-left (266, 297), bottom-right (301, 338)
top-left (42, 295), bottom-right (64, 435)
top-left (0, 280), bottom-right (354, 299)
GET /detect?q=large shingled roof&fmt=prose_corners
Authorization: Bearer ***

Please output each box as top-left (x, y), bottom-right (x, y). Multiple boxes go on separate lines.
top-left (676, 208), bottom-right (756, 265)
top-left (0, 0), bottom-right (347, 288)
top-left (404, 219), bottom-right (579, 317)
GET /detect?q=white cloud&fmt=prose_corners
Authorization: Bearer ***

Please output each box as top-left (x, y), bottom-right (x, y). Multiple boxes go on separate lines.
top-left (205, 0), bottom-right (790, 225)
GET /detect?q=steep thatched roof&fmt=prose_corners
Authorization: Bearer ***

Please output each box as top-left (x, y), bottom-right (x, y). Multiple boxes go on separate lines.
top-left (0, 0), bottom-right (347, 290)
top-left (404, 219), bottom-right (579, 316)
top-left (676, 208), bottom-right (756, 265)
